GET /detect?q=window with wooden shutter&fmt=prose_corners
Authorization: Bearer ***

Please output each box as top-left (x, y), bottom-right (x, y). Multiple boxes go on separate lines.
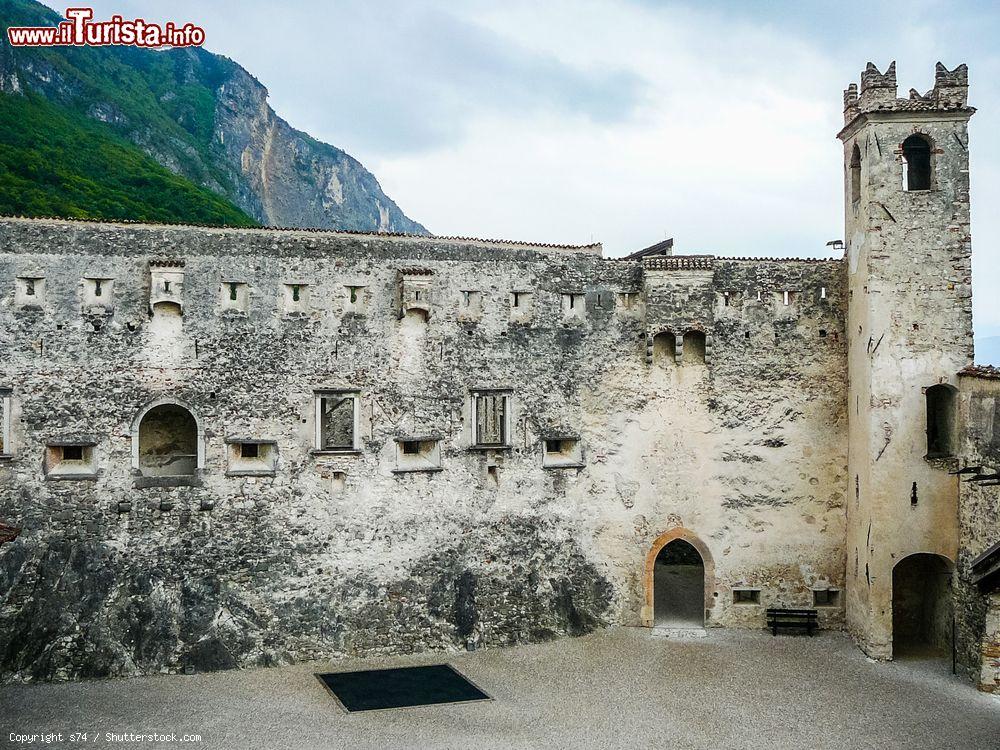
top-left (474, 393), bottom-right (508, 446)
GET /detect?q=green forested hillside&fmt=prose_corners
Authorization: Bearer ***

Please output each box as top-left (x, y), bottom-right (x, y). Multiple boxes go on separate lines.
top-left (0, 91), bottom-right (257, 225)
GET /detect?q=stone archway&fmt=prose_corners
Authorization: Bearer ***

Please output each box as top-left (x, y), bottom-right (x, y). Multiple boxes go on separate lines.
top-left (641, 528), bottom-right (715, 627)
top-left (892, 552), bottom-right (954, 659)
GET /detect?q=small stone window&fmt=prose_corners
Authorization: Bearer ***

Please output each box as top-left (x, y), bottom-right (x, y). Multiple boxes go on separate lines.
top-left (0, 388), bottom-right (12, 457)
top-left (850, 143), bottom-right (862, 204)
top-left (149, 263), bottom-right (184, 316)
top-left (44, 442), bottom-right (98, 480)
top-left (221, 281), bottom-right (249, 312)
top-left (561, 293), bottom-right (585, 319)
top-left (459, 290), bottom-right (483, 318)
top-left (511, 290), bottom-right (533, 322)
top-left (902, 134), bottom-right (932, 191)
top-left (617, 292), bottom-right (640, 312)
top-left (542, 436), bottom-right (584, 468)
top-left (345, 285), bottom-right (367, 314)
top-left (283, 282), bottom-right (310, 313)
top-left (393, 437), bottom-right (442, 473)
top-left (733, 588), bottom-right (760, 605)
top-left (682, 330), bottom-right (706, 364)
top-left (813, 589), bottom-right (840, 607)
top-left (472, 390), bottom-right (511, 448)
top-left (925, 383), bottom-right (957, 458)
top-left (15, 276), bottom-right (45, 307)
top-left (83, 277), bottom-right (114, 308)
top-left (227, 439), bottom-right (277, 477)
top-left (315, 391), bottom-right (360, 452)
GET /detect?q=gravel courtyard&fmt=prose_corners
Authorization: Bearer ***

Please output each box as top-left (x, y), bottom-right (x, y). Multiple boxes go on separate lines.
top-left (3, 627), bottom-right (999, 750)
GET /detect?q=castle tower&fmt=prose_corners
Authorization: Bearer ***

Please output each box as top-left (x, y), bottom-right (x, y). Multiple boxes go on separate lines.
top-left (839, 62), bottom-right (975, 658)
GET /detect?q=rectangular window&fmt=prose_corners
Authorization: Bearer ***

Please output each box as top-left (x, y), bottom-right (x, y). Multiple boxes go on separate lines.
top-left (315, 391), bottom-right (359, 451)
top-left (227, 440), bottom-right (277, 476)
top-left (44, 442), bottom-right (97, 480)
top-left (283, 282), bottom-right (310, 313)
top-left (542, 436), bottom-right (584, 468)
top-left (561, 293), bottom-right (585, 318)
top-left (394, 438), bottom-right (442, 473)
top-left (16, 277), bottom-right (45, 307)
top-left (472, 391), bottom-right (510, 447)
top-left (345, 285), bottom-right (367, 313)
top-left (0, 388), bottom-right (11, 456)
top-left (83, 277), bottom-right (114, 308)
top-left (732, 588), bottom-right (761, 605)
top-left (813, 589), bottom-right (840, 607)
top-left (221, 281), bottom-right (249, 312)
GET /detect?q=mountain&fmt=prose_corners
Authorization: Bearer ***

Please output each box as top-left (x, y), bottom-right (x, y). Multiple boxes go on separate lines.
top-left (0, 0), bottom-right (426, 233)
top-left (975, 336), bottom-right (1000, 366)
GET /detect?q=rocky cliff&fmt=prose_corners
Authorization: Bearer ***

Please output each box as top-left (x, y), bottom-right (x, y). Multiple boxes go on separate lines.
top-left (0, 0), bottom-right (426, 233)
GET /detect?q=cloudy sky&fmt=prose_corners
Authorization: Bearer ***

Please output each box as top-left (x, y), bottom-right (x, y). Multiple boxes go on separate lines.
top-left (46, 0), bottom-right (1000, 342)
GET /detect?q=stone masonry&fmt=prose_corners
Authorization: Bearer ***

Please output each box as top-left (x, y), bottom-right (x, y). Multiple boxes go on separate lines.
top-left (0, 60), bottom-right (996, 687)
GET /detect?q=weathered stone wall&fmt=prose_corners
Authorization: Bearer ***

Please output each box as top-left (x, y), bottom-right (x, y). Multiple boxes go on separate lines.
top-left (839, 63), bottom-right (974, 658)
top-left (956, 371), bottom-right (1000, 687)
top-left (0, 217), bottom-right (846, 681)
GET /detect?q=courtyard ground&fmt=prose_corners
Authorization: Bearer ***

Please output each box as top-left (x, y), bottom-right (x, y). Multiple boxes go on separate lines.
top-left (2, 627), bottom-right (999, 750)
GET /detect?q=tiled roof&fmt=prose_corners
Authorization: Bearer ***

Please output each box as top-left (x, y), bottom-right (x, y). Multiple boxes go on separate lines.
top-left (642, 255), bottom-right (714, 270)
top-left (0, 215), bottom-right (601, 252)
top-left (959, 365), bottom-right (1000, 380)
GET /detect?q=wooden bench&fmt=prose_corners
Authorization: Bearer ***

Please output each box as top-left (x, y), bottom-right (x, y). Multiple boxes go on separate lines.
top-left (766, 608), bottom-right (818, 636)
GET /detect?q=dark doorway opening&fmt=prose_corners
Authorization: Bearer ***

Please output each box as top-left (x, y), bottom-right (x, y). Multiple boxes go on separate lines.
top-left (892, 553), bottom-right (953, 659)
top-left (653, 539), bottom-right (705, 627)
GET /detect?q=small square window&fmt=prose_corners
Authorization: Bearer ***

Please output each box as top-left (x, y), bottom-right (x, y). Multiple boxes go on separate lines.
top-left (394, 438), bottom-right (442, 473)
top-left (221, 281), bottom-right (249, 312)
top-left (813, 589), bottom-right (840, 607)
top-left (16, 277), bottom-right (45, 307)
top-left (283, 282), bottom-right (310, 313)
top-left (510, 291), bottom-right (533, 321)
top-left (561, 293), bottom-right (585, 318)
top-left (542, 436), bottom-right (584, 468)
top-left (345, 285), bottom-right (368, 313)
top-left (83, 277), bottom-right (114, 308)
top-left (44, 443), bottom-right (97, 480)
top-left (227, 440), bottom-right (277, 476)
top-left (733, 588), bottom-right (760, 605)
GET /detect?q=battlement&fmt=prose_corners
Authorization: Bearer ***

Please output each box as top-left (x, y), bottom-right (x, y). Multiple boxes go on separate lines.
top-left (843, 61), bottom-right (972, 125)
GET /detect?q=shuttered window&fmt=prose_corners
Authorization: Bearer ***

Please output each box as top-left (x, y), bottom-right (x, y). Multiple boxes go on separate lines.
top-left (474, 393), bottom-right (508, 446)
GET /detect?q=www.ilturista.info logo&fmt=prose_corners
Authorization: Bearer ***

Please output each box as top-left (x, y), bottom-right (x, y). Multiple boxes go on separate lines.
top-left (6, 7), bottom-right (205, 47)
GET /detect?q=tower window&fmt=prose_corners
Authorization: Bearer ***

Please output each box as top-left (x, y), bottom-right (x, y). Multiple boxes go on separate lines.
top-left (902, 135), bottom-right (932, 191)
top-left (850, 144), bottom-right (862, 204)
top-left (925, 384), bottom-right (957, 458)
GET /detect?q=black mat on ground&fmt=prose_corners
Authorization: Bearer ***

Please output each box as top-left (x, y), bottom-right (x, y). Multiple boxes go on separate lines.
top-left (316, 664), bottom-right (490, 712)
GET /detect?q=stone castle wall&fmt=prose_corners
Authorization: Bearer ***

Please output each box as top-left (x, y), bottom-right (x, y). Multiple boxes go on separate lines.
top-left (0, 217), bottom-right (847, 681)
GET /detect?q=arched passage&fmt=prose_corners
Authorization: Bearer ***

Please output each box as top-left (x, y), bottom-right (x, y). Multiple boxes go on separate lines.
top-left (132, 401), bottom-right (202, 477)
top-left (892, 553), bottom-right (954, 658)
top-left (642, 528), bottom-right (714, 627)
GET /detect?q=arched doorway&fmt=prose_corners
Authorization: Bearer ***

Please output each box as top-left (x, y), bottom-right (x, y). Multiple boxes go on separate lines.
top-left (653, 539), bottom-right (705, 626)
top-left (892, 553), bottom-right (954, 658)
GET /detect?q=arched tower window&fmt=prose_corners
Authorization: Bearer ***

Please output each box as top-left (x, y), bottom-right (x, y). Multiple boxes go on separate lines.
top-left (136, 403), bottom-right (200, 476)
top-left (925, 384), bottom-right (957, 458)
top-left (850, 144), bottom-right (862, 204)
top-left (902, 134), bottom-right (932, 191)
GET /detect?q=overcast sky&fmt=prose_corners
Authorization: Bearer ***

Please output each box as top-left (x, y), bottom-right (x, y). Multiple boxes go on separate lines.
top-left (46, 0), bottom-right (1000, 340)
